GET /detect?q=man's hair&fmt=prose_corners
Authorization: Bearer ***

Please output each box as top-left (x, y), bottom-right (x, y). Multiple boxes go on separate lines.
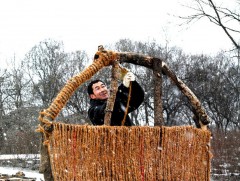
top-left (87, 79), bottom-right (105, 95)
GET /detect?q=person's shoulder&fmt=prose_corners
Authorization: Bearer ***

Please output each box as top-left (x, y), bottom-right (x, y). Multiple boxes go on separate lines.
top-left (90, 99), bottom-right (106, 106)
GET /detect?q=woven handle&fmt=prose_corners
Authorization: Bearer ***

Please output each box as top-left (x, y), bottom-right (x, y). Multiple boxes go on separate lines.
top-left (39, 50), bottom-right (118, 123)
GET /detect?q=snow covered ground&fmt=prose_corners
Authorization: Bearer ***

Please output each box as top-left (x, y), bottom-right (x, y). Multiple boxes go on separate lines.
top-left (0, 154), bottom-right (40, 160)
top-left (1, 166), bottom-right (239, 181)
top-left (0, 154), bottom-right (43, 180)
top-left (0, 166), bottom-right (44, 181)
top-left (0, 154), bottom-right (239, 180)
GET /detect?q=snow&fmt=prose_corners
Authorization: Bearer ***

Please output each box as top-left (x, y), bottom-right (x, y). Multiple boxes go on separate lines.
top-left (0, 166), bottom-right (44, 181)
top-left (1, 154), bottom-right (239, 180)
top-left (0, 154), bottom-right (39, 160)
top-left (0, 154), bottom-right (43, 180)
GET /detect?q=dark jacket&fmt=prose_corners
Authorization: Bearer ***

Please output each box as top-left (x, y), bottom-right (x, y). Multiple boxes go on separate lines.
top-left (88, 81), bottom-right (144, 126)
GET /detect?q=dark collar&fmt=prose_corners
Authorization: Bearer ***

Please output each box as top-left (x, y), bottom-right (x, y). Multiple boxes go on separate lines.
top-left (90, 99), bottom-right (107, 106)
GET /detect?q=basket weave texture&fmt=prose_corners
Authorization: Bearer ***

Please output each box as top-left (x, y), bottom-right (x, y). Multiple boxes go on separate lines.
top-left (49, 124), bottom-right (211, 181)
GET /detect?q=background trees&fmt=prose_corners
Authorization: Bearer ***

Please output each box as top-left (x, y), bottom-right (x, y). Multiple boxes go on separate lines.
top-left (178, 0), bottom-right (239, 131)
top-left (179, 0), bottom-right (240, 70)
top-left (0, 1), bottom-right (238, 178)
top-left (180, 0), bottom-right (239, 50)
top-left (0, 37), bottom-right (238, 179)
top-left (23, 39), bottom-right (67, 108)
top-left (0, 37), bottom-right (239, 154)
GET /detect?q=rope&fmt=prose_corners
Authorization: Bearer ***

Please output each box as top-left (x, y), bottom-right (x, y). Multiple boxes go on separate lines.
top-left (121, 82), bottom-right (132, 126)
top-left (37, 49), bottom-right (118, 146)
top-left (140, 133), bottom-right (145, 181)
top-left (72, 130), bottom-right (77, 179)
top-left (39, 50), bottom-right (118, 123)
top-left (48, 124), bottom-right (211, 181)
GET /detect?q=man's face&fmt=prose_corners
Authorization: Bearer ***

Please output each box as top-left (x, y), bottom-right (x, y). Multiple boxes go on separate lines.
top-left (90, 81), bottom-right (109, 100)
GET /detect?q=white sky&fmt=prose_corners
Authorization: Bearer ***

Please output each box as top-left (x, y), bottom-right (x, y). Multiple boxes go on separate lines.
top-left (0, 0), bottom-right (238, 66)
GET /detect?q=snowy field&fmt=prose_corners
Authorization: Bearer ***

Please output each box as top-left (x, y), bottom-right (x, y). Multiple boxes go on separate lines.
top-left (0, 154), bottom-right (44, 180)
top-left (0, 154), bottom-right (239, 180)
top-left (0, 166), bottom-right (44, 181)
top-left (1, 166), bottom-right (239, 181)
top-left (0, 154), bottom-right (40, 160)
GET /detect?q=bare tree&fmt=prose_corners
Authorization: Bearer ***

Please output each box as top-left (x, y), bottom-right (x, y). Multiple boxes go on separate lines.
top-left (23, 39), bottom-right (67, 108)
top-left (178, 0), bottom-right (240, 131)
top-left (179, 0), bottom-right (240, 51)
top-left (5, 61), bottom-right (28, 110)
top-left (183, 52), bottom-right (240, 131)
top-left (0, 69), bottom-right (9, 153)
top-left (62, 50), bottom-right (91, 124)
top-left (0, 70), bottom-right (8, 118)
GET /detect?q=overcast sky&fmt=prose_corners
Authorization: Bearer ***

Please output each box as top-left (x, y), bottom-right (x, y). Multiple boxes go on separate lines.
top-left (0, 0), bottom-right (238, 66)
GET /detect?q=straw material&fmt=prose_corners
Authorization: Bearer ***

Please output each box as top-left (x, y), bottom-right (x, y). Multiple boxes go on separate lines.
top-left (36, 49), bottom-right (212, 180)
top-left (49, 124), bottom-right (211, 181)
top-left (38, 50), bottom-right (118, 123)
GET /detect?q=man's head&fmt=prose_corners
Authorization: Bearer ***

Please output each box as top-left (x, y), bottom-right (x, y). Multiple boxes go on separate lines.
top-left (87, 80), bottom-right (109, 100)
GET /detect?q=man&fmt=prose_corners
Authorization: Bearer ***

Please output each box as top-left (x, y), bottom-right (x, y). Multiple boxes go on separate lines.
top-left (87, 72), bottom-right (144, 126)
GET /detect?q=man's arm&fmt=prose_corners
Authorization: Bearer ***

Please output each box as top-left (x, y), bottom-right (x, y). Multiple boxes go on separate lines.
top-left (118, 81), bottom-right (144, 113)
top-left (117, 71), bottom-right (144, 113)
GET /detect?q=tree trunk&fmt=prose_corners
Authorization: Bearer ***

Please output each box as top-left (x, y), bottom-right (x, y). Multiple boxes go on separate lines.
top-left (153, 58), bottom-right (164, 126)
top-left (39, 134), bottom-right (53, 181)
top-left (104, 60), bottom-right (120, 125)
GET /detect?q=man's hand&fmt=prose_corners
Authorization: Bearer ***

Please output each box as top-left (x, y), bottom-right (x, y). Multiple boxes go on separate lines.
top-left (123, 72), bottom-right (135, 88)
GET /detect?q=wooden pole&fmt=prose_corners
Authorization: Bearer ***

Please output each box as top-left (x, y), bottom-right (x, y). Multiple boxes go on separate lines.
top-left (39, 122), bottom-right (54, 181)
top-left (104, 60), bottom-right (120, 125)
top-left (119, 52), bottom-right (210, 129)
top-left (153, 58), bottom-right (164, 126)
top-left (39, 138), bottom-right (53, 181)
